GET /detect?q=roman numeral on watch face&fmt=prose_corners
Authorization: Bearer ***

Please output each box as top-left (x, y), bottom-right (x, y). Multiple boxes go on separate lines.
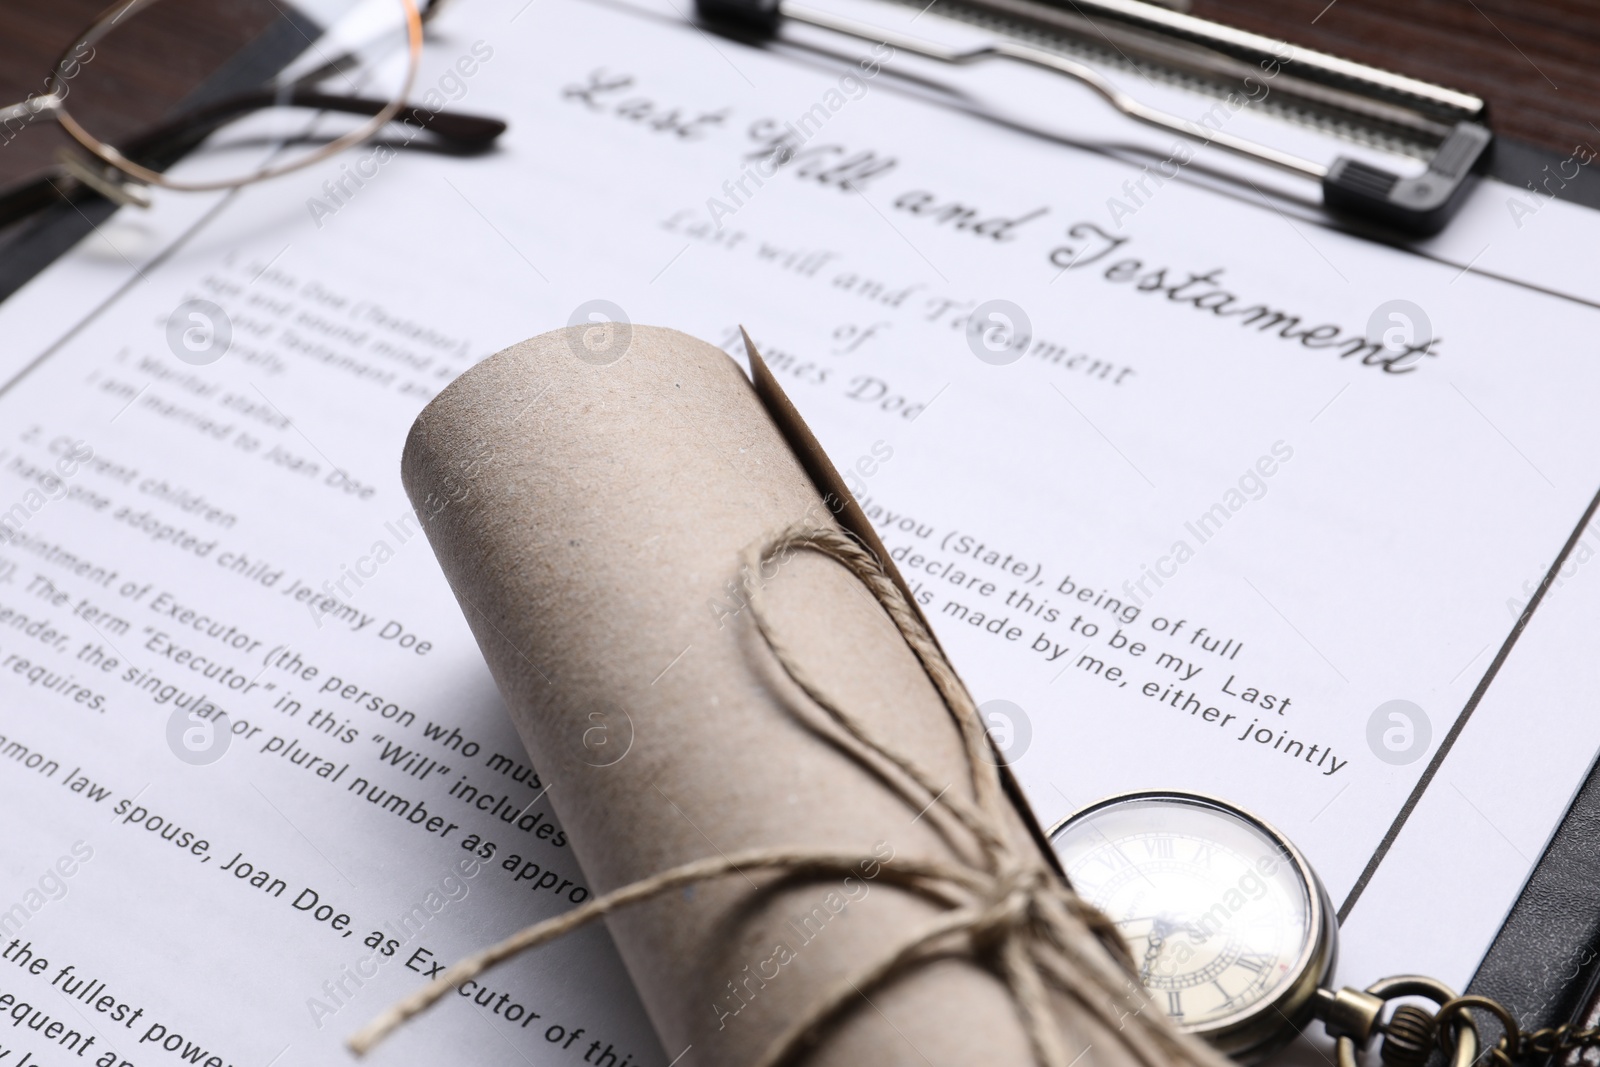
top-left (1235, 953), bottom-right (1270, 974)
top-left (1144, 836), bottom-right (1175, 858)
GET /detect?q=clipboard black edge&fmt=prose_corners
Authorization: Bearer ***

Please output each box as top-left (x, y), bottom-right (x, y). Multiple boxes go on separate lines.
top-left (1468, 745), bottom-right (1600, 1034)
top-left (1489, 138), bottom-right (1600, 213)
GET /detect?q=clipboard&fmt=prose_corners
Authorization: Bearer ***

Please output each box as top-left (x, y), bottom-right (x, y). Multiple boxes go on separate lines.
top-left (0, 0), bottom-right (1593, 1049)
top-left (692, 0), bottom-right (1600, 1040)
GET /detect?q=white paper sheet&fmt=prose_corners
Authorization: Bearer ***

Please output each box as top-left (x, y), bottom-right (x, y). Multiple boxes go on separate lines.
top-left (2, 0), bottom-right (1598, 1064)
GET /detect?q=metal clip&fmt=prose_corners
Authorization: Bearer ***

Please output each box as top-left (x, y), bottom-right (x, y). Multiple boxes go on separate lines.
top-left (1312, 976), bottom-right (1480, 1067)
top-left (694, 0), bottom-right (1492, 234)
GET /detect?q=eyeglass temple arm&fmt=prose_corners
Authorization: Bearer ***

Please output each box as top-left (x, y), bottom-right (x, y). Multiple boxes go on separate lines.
top-left (116, 89), bottom-right (507, 161)
top-left (0, 93), bottom-right (506, 224)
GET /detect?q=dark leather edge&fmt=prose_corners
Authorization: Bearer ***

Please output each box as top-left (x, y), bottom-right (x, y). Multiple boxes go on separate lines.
top-left (1490, 137), bottom-right (1600, 213)
top-left (1468, 746), bottom-right (1600, 1036)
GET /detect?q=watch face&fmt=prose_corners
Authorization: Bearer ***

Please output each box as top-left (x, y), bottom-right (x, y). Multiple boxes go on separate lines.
top-left (1050, 794), bottom-right (1318, 1034)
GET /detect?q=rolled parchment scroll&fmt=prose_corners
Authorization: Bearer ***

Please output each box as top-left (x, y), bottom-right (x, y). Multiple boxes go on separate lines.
top-left (398, 326), bottom-right (1202, 1066)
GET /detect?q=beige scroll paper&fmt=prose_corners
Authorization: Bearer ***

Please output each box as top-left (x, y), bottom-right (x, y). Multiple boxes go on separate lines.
top-left (363, 324), bottom-right (1230, 1067)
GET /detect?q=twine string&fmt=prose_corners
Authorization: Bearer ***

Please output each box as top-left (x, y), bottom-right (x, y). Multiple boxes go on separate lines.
top-left (348, 524), bottom-right (1226, 1067)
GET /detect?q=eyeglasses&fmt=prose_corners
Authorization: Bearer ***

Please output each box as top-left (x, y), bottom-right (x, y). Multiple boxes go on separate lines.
top-left (0, 0), bottom-right (505, 228)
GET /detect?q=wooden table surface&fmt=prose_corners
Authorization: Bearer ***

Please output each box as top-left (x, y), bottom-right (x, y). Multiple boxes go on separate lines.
top-left (1193, 0), bottom-right (1599, 158)
top-left (5, 0), bottom-right (1594, 161)
top-left (0, 0), bottom-right (279, 192)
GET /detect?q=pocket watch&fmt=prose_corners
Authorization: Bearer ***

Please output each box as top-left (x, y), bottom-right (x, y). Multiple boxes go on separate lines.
top-left (1049, 792), bottom-right (1481, 1067)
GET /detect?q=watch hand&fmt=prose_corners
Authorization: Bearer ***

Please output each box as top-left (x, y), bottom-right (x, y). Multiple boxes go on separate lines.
top-left (1129, 911), bottom-right (1202, 938)
top-left (1139, 916), bottom-right (1172, 982)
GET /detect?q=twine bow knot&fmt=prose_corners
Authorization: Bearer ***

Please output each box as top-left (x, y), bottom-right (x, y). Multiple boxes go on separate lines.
top-left (972, 864), bottom-right (1042, 945)
top-left (349, 525), bottom-right (1225, 1067)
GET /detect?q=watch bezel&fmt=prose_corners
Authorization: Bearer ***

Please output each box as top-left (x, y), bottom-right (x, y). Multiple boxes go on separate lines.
top-left (1047, 790), bottom-right (1337, 1063)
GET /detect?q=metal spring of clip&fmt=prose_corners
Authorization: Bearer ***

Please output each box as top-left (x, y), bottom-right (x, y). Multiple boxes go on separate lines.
top-left (694, 0), bottom-right (1494, 235)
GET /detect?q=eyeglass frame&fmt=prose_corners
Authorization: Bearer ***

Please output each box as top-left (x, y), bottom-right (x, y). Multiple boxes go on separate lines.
top-left (0, 0), bottom-right (436, 197)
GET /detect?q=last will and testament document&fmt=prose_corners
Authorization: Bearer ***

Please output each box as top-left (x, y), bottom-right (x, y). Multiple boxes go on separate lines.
top-left (2, 0), bottom-right (1599, 1064)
